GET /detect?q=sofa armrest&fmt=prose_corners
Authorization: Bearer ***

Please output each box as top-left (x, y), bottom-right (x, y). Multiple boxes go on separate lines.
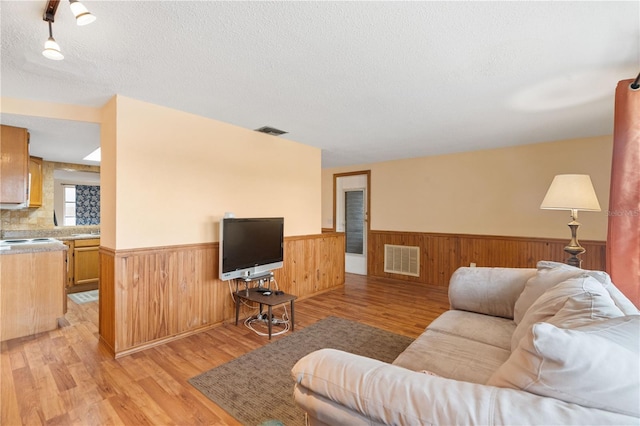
top-left (292, 349), bottom-right (638, 425)
top-left (292, 348), bottom-right (495, 425)
top-left (448, 267), bottom-right (536, 319)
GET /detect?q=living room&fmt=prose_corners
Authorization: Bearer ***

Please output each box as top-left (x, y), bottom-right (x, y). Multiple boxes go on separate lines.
top-left (1, 1), bottom-right (638, 425)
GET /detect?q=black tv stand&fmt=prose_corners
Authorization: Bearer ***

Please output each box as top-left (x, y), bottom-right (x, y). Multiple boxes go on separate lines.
top-left (233, 286), bottom-right (297, 339)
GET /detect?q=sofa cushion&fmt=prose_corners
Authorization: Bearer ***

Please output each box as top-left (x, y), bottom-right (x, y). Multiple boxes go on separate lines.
top-left (511, 275), bottom-right (623, 351)
top-left (428, 310), bottom-right (515, 351)
top-left (513, 261), bottom-right (612, 325)
top-left (449, 267), bottom-right (536, 319)
top-left (393, 327), bottom-right (511, 384)
top-left (487, 315), bottom-right (640, 417)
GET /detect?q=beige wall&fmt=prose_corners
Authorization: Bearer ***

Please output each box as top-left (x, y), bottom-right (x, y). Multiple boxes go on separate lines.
top-left (0, 98), bottom-right (101, 123)
top-left (100, 97), bottom-right (117, 249)
top-left (323, 136), bottom-right (612, 241)
top-left (2, 96), bottom-right (321, 248)
top-left (108, 96), bottom-right (321, 250)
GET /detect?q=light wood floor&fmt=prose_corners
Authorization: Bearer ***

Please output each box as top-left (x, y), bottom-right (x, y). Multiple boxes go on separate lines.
top-left (1, 274), bottom-right (450, 425)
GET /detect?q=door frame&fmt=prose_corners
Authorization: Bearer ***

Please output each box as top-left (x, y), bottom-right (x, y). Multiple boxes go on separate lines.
top-left (333, 170), bottom-right (371, 274)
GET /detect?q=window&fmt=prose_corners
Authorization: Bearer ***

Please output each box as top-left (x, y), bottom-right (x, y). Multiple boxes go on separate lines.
top-left (63, 185), bottom-right (76, 226)
top-left (53, 169), bottom-right (100, 227)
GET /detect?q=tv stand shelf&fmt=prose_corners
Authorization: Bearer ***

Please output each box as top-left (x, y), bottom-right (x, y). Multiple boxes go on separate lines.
top-left (233, 271), bottom-right (275, 295)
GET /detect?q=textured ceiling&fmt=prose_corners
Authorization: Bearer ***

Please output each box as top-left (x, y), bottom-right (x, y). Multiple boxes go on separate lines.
top-left (1, 1), bottom-right (638, 167)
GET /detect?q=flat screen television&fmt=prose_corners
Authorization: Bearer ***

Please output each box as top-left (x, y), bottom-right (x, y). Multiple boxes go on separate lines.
top-left (219, 217), bottom-right (284, 280)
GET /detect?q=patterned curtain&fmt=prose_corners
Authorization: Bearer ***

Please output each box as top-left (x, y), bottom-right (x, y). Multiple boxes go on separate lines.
top-left (76, 185), bottom-right (101, 225)
top-left (607, 79), bottom-right (640, 308)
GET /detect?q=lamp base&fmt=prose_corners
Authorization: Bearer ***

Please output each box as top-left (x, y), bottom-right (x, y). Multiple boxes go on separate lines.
top-left (564, 221), bottom-right (585, 268)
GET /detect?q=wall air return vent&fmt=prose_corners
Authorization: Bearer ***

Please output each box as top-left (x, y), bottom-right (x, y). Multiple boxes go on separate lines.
top-left (255, 126), bottom-right (288, 136)
top-left (384, 244), bottom-right (420, 277)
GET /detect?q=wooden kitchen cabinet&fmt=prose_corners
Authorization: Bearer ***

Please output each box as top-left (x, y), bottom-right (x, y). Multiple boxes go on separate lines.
top-left (0, 125), bottom-right (29, 205)
top-left (65, 238), bottom-right (100, 293)
top-left (0, 249), bottom-right (66, 341)
top-left (28, 156), bottom-right (43, 207)
top-left (64, 241), bottom-right (74, 288)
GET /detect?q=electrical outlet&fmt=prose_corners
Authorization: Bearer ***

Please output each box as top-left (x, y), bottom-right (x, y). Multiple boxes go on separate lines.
top-left (470, 262), bottom-right (477, 268)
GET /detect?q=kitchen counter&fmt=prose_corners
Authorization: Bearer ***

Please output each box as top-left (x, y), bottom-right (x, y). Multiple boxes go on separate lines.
top-left (0, 239), bottom-right (67, 255)
top-left (58, 234), bottom-right (101, 241)
top-left (0, 227), bottom-right (100, 255)
top-left (0, 225), bottom-right (100, 241)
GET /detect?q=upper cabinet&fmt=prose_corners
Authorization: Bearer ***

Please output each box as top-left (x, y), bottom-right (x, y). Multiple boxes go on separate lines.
top-left (28, 156), bottom-right (43, 207)
top-left (0, 125), bottom-right (30, 206)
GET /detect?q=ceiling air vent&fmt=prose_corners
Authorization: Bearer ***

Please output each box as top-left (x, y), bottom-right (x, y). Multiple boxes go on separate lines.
top-left (255, 126), bottom-right (288, 136)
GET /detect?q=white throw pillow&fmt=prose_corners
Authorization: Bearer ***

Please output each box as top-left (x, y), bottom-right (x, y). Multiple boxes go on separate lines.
top-left (488, 315), bottom-right (640, 417)
top-left (511, 275), bottom-right (623, 351)
top-left (513, 261), bottom-right (612, 325)
top-left (546, 296), bottom-right (626, 330)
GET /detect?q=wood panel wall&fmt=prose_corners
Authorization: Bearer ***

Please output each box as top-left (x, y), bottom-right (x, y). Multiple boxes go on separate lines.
top-left (99, 232), bottom-right (345, 357)
top-left (99, 248), bottom-right (115, 353)
top-left (368, 230), bottom-right (606, 286)
top-left (275, 233), bottom-right (345, 297)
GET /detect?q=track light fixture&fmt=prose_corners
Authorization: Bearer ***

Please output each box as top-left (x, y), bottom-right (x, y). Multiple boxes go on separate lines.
top-left (42, 0), bottom-right (96, 61)
top-left (69, 0), bottom-right (96, 26)
top-left (42, 20), bottom-right (64, 60)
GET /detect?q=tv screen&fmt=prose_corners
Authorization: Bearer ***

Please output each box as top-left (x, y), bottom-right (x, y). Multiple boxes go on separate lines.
top-left (219, 217), bottom-right (284, 280)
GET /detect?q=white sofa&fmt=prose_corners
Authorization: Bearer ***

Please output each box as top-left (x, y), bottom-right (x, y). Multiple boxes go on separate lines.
top-left (291, 261), bottom-right (640, 425)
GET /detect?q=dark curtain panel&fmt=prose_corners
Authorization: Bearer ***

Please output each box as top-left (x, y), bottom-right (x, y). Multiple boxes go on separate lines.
top-left (76, 185), bottom-right (101, 225)
top-left (607, 79), bottom-right (640, 308)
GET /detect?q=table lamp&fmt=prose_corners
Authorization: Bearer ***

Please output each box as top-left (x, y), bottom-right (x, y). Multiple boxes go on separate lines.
top-left (540, 174), bottom-right (601, 267)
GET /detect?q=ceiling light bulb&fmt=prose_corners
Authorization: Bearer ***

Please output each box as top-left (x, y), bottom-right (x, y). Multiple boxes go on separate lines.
top-left (69, 0), bottom-right (96, 26)
top-left (43, 36), bottom-right (64, 60)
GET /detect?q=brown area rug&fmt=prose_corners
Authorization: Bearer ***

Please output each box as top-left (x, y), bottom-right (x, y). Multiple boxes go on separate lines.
top-left (189, 316), bottom-right (414, 426)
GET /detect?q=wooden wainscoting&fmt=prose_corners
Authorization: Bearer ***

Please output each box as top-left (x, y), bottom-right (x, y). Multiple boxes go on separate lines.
top-left (99, 248), bottom-right (116, 353)
top-left (275, 233), bottom-right (345, 297)
top-left (99, 232), bottom-right (345, 357)
top-left (368, 230), bottom-right (606, 286)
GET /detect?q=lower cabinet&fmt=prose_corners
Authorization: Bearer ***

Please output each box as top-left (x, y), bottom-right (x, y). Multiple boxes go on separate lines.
top-left (1, 249), bottom-right (65, 341)
top-left (65, 238), bottom-right (100, 293)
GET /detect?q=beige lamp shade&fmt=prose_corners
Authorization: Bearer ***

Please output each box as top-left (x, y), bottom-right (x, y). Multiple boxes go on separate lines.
top-left (540, 174), bottom-right (601, 211)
